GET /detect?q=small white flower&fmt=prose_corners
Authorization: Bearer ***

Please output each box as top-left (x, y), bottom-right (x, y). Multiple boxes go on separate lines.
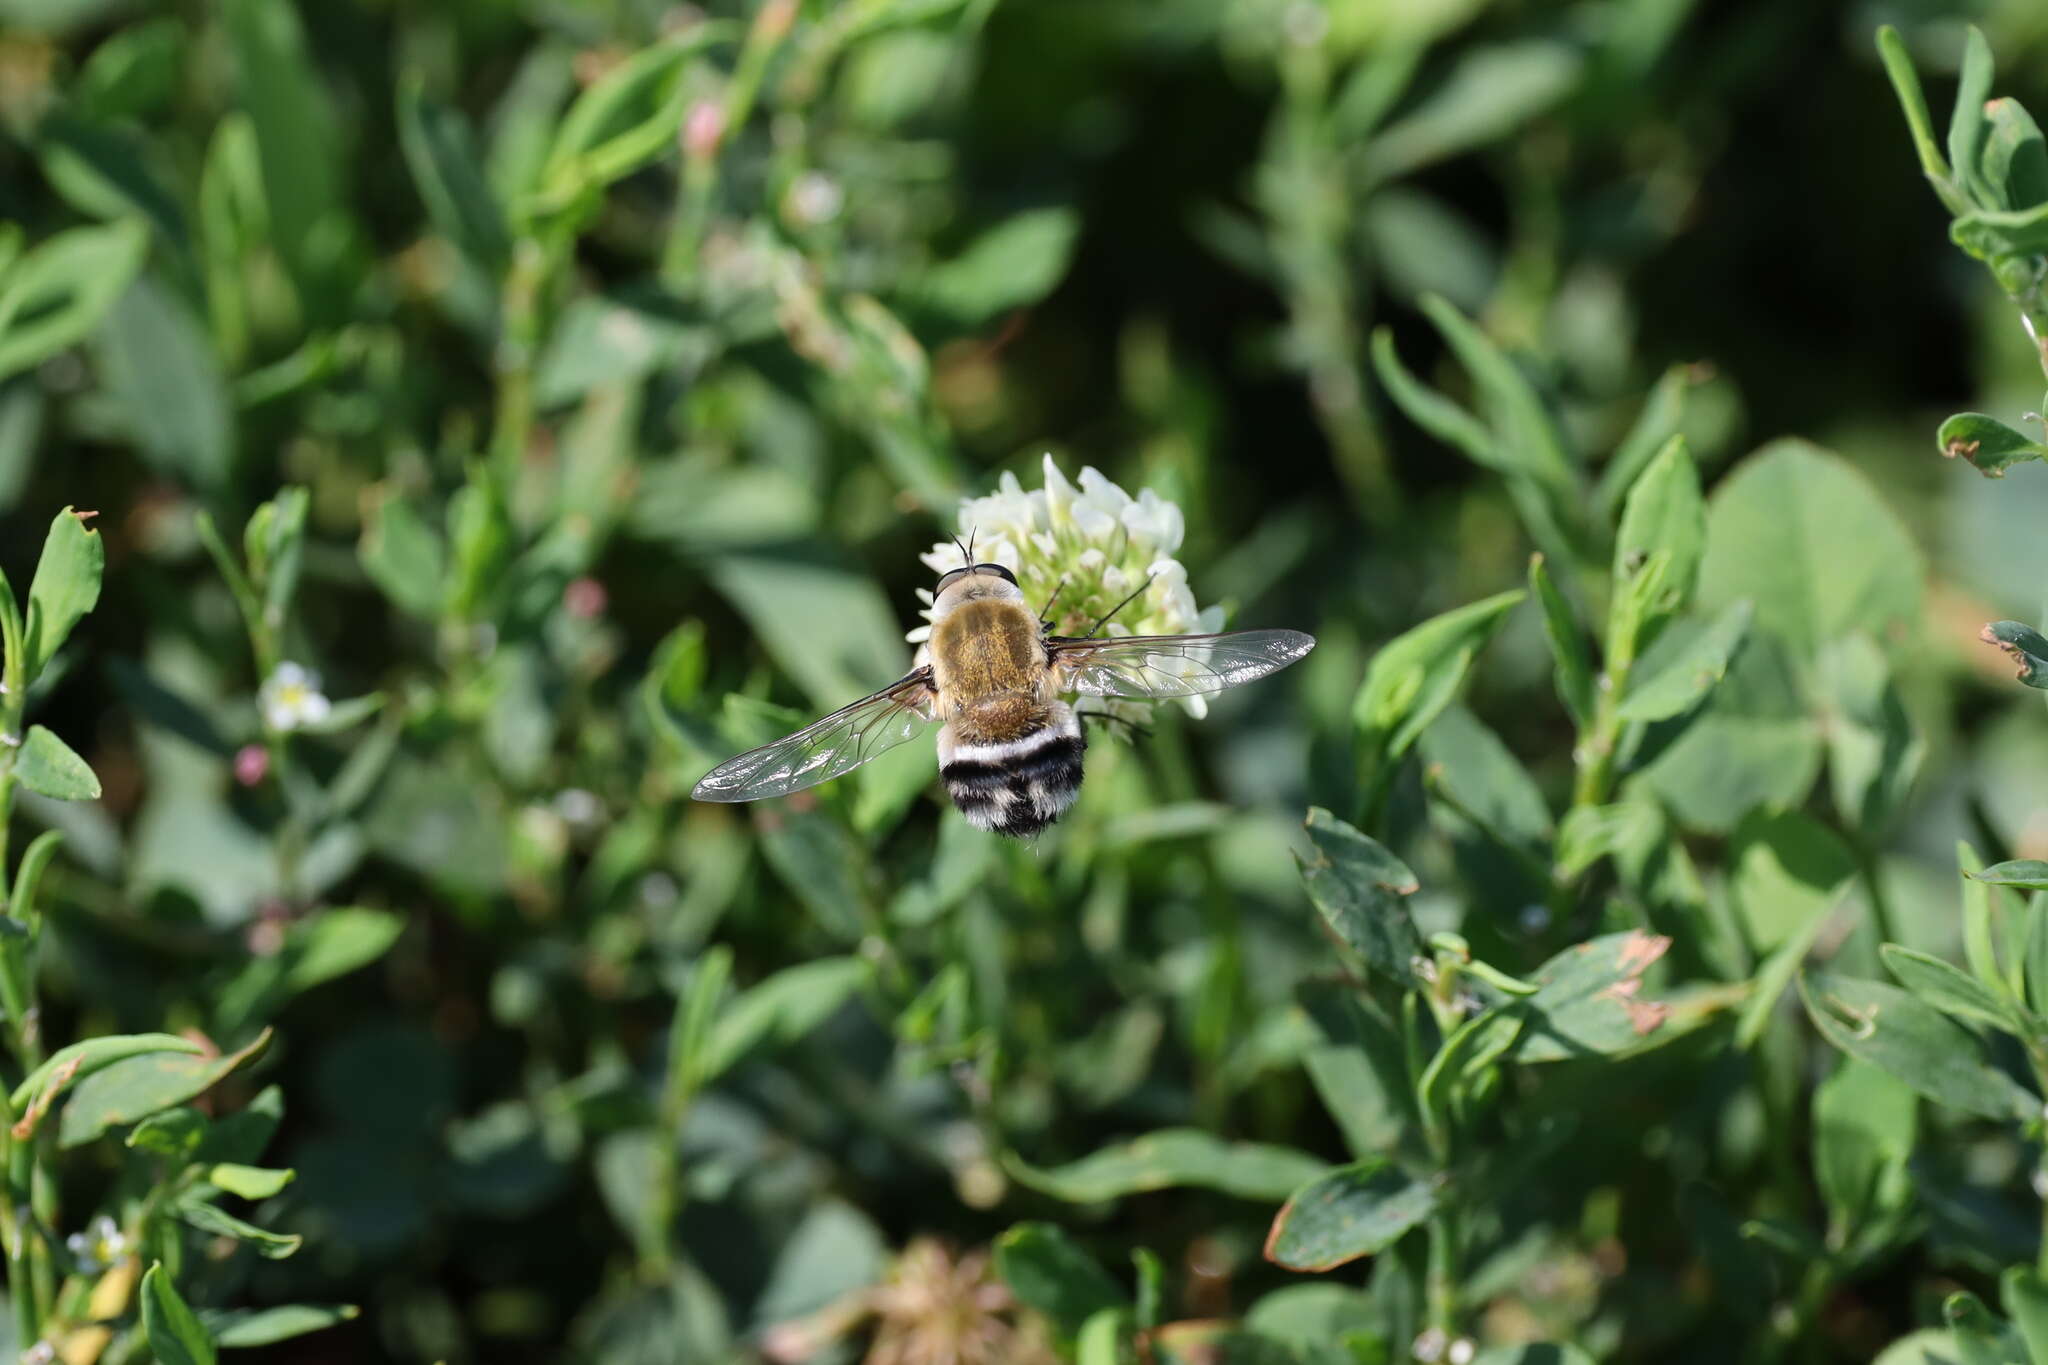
top-left (912, 455), bottom-right (1224, 720)
top-left (552, 788), bottom-right (603, 828)
top-left (786, 171), bottom-right (844, 226)
top-left (65, 1214), bottom-right (126, 1275)
top-left (259, 662), bottom-right (332, 733)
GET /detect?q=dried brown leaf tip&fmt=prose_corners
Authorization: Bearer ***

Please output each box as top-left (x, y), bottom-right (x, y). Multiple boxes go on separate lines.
top-left (1615, 930), bottom-right (1671, 975)
top-left (1600, 978), bottom-right (1671, 1036)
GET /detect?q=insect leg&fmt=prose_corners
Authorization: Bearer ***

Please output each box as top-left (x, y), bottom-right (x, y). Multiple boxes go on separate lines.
top-left (1078, 704), bottom-right (1152, 743)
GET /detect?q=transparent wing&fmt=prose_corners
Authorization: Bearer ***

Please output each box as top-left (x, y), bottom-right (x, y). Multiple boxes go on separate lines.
top-left (1049, 630), bottom-right (1316, 699)
top-left (691, 670), bottom-right (936, 802)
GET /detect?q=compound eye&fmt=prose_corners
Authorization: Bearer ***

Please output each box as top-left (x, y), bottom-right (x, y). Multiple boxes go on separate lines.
top-left (977, 563), bottom-right (1018, 586)
top-left (935, 567), bottom-right (973, 592)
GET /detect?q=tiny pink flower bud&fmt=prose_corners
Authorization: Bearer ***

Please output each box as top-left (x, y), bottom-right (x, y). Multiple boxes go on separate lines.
top-left (564, 577), bottom-right (609, 620)
top-left (683, 100), bottom-right (725, 161)
top-left (234, 744), bottom-right (269, 787)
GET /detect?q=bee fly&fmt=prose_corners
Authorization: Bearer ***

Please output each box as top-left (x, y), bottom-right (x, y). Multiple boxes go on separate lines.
top-left (691, 548), bottom-right (1315, 837)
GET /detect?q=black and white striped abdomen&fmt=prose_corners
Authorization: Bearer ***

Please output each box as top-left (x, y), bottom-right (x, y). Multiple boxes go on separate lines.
top-left (939, 704), bottom-right (1084, 839)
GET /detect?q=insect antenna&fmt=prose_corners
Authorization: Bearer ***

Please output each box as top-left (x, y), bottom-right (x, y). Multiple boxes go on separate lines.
top-left (1038, 575), bottom-right (1068, 627)
top-left (952, 532), bottom-right (971, 568)
top-left (1083, 574), bottom-right (1154, 638)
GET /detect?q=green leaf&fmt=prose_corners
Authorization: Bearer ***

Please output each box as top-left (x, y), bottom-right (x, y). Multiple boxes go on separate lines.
top-left (284, 908), bottom-right (404, 992)
top-left (539, 28), bottom-right (733, 205)
top-left (208, 1163), bottom-right (294, 1199)
top-left (1263, 1159), bottom-right (1438, 1272)
top-left (1418, 1006), bottom-right (1525, 1135)
top-left (397, 75), bottom-right (511, 273)
top-left (1638, 630), bottom-right (1823, 832)
top-left (222, 0), bottom-right (353, 316)
top-left (701, 957), bottom-right (869, 1081)
top-left (2001, 1267), bottom-right (2048, 1365)
top-left (1420, 705), bottom-right (1552, 857)
top-left (36, 109), bottom-right (190, 253)
top-left (1984, 98), bottom-right (2048, 210)
top-left (1730, 810), bottom-right (1855, 956)
top-left (1735, 904), bottom-right (1833, 1051)
top-left (1007, 1130), bottom-right (1328, 1204)
top-left (1597, 365), bottom-right (1694, 518)
top-left (1616, 600), bottom-right (1751, 724)
top-left (359, 490), bottom-right (447, 620)
top-left (175, 1198), bottom-right (302, 1258)
top-left (1414, 295), bottom-right (1578, 498)
top-left (1940, 413), bottom-right (2048, 477)
top-left (12, 1032), bottom-right (203, 1116)
top-left (246, 485), bottom-right (308, 628)
top-left (0, 218), bottom-right (148, 383)
top-left (1800, 972), bottom-right (2036, 1121)
top-left (1820, 634), bottom-right (1924, 832)
top-left (1948, 27), bottom-right (1997, 209)
top-left (1612, 436), bottom-right (1706, 649)
top-left (1529, 553), bottom-right (1594, 727)
top-left (1364, 41), bottom-right (1583, 183)
top-left (142, 1262), bottom-right (218, 1365)
top-left (1696, 438), bottom-right (1922, 659)
top-left (75, 17), bottom-right (185, 120)
top-left (995, 1223), bottom-right (1127, 1338)
top-left (910, 208), bottom-right (1079, 324)
top-left (25, 504), bottom-right (104, 680)
top-left (1513, 930), bottom-right (1673, 1062)
top-left (1874, 27), bottom-right (1961, 210)
top-left (1954, 202), bottom-right (2048, 257)
top-left (1982, 622), bottom-right (2048, 691)
top-left (12, 827), bottom-right (61, 929)
top-left (1977, 861), bottom-right (2048, 891)
top-left (16, 724), bottom-right (100, 801)
top-left (1295, 808), bottom-right (1423, 986)
top-left (196, 1086), bottom-right (285, 1168)
top-left (200, 1304), bottom-right (359, 1349)
top-left (1353, 588), bottom-right (1525, 761)
top-left (1814, 1057), bottom-right (1917, 1234)
top-left (93, 275), bottom-right (233, 491)
top-left (1371, 326), bottom-right (1496, 471)
top-left (60, 1028), bottom-right (274, 1148)
top-left (1880, 944), bottom-right (2017, 1032)
top-left (1944, 1290), bottom-right (2020, 1365)
top-left (1075, 1308), bottom-right (1125, 1365)
top-left (128, 1107), bottom-right (208, 1159)
top-left (707, 553), bottom-right (912, 714)
top-left (1961, 843), bottom-right (2008, 998)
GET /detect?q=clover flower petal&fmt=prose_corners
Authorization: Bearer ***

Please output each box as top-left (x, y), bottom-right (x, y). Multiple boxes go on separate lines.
top-left (911, 457), bottom-right (1223, 720)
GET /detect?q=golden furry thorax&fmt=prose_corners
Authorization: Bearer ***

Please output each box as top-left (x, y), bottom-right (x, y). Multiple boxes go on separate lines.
top-left (928, 565), bottom-right (1026, 622)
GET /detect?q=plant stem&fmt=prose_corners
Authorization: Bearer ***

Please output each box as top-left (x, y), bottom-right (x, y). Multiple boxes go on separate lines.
top-left (1572, 616), bottom-right (1641, 810)
top-left (1425, 1208), bottom-right (1460, 1339)
top-left (490, 237), bottom-right (549, 484)
top-left (1844, 826), bottom-right (1898, 951)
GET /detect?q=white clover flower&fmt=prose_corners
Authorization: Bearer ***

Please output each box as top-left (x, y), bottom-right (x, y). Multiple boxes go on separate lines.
top-left (259, 662), bottom-right (332, 733)
top-left (65, 1214), bottom-right (126, 1275)
top-left (911, 454), bottom-right (1226, 718)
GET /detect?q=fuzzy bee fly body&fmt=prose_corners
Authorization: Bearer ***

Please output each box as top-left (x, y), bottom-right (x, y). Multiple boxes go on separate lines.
top-left (691, 558), bottom-right (1314, 838)
top-left (924, 564), bottom-right (1084, 837)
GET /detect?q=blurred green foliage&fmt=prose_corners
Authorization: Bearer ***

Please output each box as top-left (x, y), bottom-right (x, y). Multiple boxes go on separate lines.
top-left (2, 0), bottom-right (2048, 1362)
